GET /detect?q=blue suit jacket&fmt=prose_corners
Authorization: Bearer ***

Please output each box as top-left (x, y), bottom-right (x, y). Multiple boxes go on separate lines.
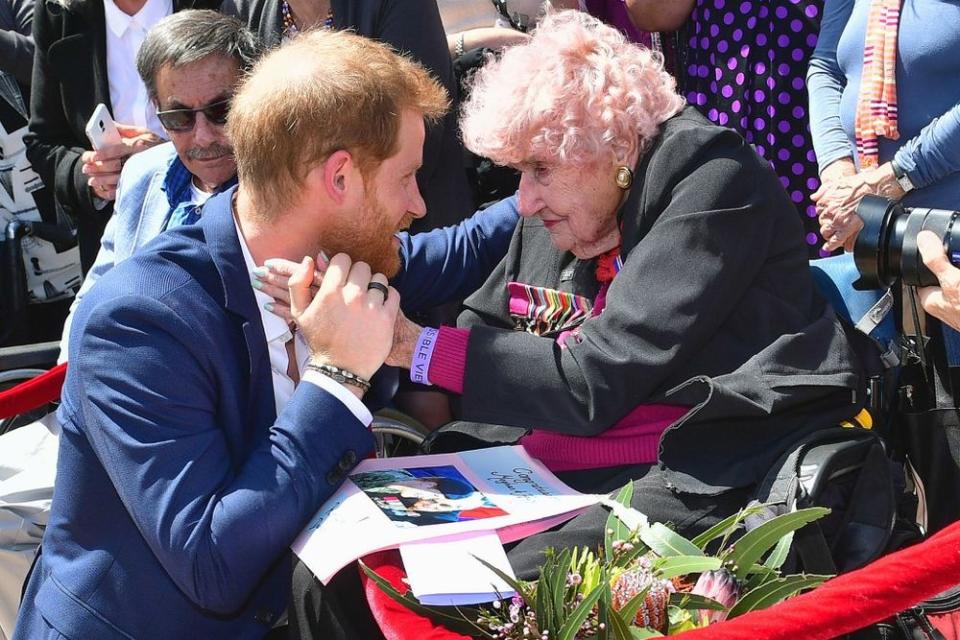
top-left (15, 187), bottom-right (519, 639)
top-left (17, 189), bottom-right (375, 639)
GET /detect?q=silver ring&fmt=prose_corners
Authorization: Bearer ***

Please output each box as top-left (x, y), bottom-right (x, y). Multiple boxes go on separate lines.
top-left (367, 281), bottom-right (388, 297)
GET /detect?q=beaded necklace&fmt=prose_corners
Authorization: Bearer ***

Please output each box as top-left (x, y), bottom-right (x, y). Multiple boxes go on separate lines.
top-left (281, 0), bottom-right (333, 38)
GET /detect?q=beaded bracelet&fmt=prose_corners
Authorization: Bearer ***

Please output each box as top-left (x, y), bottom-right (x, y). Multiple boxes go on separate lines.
top-left (305, 360), bottom-right (372, 392)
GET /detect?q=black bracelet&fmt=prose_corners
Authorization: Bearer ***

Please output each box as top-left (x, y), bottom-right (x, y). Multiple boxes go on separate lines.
top-left (305, 360), bottom-right (372, 392)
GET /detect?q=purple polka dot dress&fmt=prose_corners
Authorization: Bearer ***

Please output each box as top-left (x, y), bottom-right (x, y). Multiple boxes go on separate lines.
top-left (680, 0), bottom-right (828, 257)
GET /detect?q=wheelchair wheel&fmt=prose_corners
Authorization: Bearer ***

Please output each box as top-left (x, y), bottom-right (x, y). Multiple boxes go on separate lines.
top-left (371, 411), bottom-right (431, 458)
top-left (0, 368), bottom-right (58, 435)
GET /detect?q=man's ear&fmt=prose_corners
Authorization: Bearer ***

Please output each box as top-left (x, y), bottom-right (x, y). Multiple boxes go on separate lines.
top-left (320, 150), bottom-right (357, 205)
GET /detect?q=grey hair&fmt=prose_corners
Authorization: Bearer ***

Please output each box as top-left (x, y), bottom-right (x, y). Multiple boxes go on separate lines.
top-left (137, 10), bottom-right (261, 102)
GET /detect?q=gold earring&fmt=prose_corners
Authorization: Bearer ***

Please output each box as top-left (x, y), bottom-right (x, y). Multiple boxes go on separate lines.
top-left (615, 166), bottom-right (633, 190)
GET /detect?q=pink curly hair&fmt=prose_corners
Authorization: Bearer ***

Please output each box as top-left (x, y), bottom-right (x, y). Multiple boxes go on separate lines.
top-left (459, 10), bottom-right (685, 167)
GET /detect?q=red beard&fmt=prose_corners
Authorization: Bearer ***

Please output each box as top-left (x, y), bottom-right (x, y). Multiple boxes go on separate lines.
top-left (318, 191), bottom-right (412, 278)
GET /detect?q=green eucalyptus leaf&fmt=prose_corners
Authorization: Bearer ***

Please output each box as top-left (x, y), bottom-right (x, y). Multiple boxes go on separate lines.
top-left (668, 592), bottom-right (728, 612)
top-left (743, 563), bottom-right (778, 579)
top-left (472, 555), bottom-right (528, 597)
top-left (727, 574), bottom-right (831, 618)
top-left (536, 565), bottom-right (552, 632)
top-left (653, 555), bottom-right (722, 579)
top-left (358, 561), bottom-right (489, 636)
top-left (743, 567), bottom-right (777, 593)
top-left (724, 507), bottom-right (830, 579)
top-left (553, 548), bottom-right (573, 627)
top-left (639, 522), bottom-right (704, 558)
top-left (606, 483), bottom-right (635, 559)
top-left (667, 604), bottom-right (692, 629)
top-left (608, 604), bottom-right (635, 640)
top-left (616, 584), bottom-right (651, 630)
top-left (629, 628), bottom-right (664, 638)
top-left (763, 530), bottom-right (795, 570)
top-left (690, 504), bottom-right (765, 550)
top-left (599, 573), bottom-right (613, 640)
top-left (557, 582), bottom-right (605, 640)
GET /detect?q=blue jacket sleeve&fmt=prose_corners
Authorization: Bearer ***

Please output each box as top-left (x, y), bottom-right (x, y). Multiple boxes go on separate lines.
top-left (807, 0), bottom-right (855, 173)
top-left (893, 102), bottom-right (960, 190)
top-left (71, 295), bottom-right (374, 613)
top-left (392, 195), bottom-right (519, 312)
top-left (58, 158), bottom-right (155, 359)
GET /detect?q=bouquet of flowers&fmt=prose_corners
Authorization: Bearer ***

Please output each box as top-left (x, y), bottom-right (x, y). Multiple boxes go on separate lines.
top-left (362, 483), bottom-right (833, 639)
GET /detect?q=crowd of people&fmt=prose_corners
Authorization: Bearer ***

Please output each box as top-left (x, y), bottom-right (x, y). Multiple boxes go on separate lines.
top-left (0, 1), bottom-right (959, 639)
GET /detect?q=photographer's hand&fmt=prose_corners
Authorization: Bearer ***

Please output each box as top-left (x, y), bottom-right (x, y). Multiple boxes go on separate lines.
top-left (917, 230), bottom-right (960, 331)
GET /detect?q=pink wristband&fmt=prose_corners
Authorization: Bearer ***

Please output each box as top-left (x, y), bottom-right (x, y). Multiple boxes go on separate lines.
top-left (410, 327), bottom-right (440, 386)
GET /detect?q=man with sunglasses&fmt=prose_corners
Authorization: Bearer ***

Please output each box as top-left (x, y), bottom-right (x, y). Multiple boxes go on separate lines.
top-left (58, 9), bottom-right (259, 356)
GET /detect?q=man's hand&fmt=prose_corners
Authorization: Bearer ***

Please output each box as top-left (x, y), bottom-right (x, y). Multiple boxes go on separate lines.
top-left (82, 124), bottom-right (163, 201)
top-left (289, 253), bottom-right (398, 381)
top-left (918, 230), bottom-right (960, 331)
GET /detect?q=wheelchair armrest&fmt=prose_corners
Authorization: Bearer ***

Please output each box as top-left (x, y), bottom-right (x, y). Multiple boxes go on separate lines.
top-left (0, 341), bottom-right (62, 372)
top-left (797, 437), bottom-right (879, 504)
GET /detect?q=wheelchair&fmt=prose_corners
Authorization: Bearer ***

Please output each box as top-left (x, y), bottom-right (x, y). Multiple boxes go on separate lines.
top-left (1, 218), bottom-right (79, 349)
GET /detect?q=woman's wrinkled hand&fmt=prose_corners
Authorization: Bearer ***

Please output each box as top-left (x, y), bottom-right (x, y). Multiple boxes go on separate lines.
top-left (812, 159), bottom-right (904, 253)
top-left (385, 312), bottom-right (423, 369)
top-left (811, 158), bottom-right (860, 252)
top-left (254, 253), bottom-right (329, 323)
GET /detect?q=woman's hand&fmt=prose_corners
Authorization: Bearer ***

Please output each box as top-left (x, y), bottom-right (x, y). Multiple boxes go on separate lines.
top-left (254, 253), bottom-right (329, 323)
top-left (812, 159), bottom-right (904, 252)
top-left (447, 27), bottom-right (530, 56)
top-left (82, 124), bottom-right (163, 201)
top-left (385, 312), bottom-right (423, 369)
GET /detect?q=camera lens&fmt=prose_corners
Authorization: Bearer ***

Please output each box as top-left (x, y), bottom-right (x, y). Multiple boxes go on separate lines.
top-left (853, 195), bottom-right (960, 289)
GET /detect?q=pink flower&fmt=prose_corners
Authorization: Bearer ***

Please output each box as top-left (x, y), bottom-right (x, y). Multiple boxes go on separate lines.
top-left (691, 569), bottom-right (740, 624)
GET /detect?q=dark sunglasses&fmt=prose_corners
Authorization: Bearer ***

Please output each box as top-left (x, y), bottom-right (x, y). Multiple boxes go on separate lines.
top-left (156, 98), bottom-right (231, 132)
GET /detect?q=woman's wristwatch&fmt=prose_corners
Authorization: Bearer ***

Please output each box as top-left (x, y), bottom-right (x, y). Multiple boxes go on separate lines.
top-left (891, 160), bottom-right (916, 194)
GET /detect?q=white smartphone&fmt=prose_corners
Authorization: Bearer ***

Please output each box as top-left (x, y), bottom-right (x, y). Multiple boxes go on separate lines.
top-left (84, 103), bottom-right (122, 150)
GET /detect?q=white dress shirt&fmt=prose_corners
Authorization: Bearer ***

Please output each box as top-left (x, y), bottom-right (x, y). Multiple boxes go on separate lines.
top-left (188, 180), bottom-right (214, 206)
top-left (233, 216), bottom-right (373, 425)
top-left (102, 0), bottom-right (171, 139)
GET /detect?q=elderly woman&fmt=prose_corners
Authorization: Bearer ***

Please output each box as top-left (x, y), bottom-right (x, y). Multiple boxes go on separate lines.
top-left (381, 10), bottom-right (873, 573)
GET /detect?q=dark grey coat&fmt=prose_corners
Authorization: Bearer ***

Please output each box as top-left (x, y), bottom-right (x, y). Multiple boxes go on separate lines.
top-left (454, 107), bottom-right (879, 494)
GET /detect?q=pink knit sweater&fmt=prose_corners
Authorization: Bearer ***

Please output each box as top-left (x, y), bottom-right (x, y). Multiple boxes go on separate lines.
top-left (426, 326), bottom-right (689, 472)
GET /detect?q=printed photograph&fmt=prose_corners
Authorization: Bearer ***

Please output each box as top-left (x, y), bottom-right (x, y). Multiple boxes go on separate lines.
top-left (350, 465), bottom-right (508, 528)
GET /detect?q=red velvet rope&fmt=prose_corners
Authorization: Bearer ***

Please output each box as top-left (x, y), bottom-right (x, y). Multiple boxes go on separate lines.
top-left (363, 520), bottom-right (960, 640)
top-left (0, 363), bottom-right (66, 419)
top-left (676, 518), bottom-right (960, 639)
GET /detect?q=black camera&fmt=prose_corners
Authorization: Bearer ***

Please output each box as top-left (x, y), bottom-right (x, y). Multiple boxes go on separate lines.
top-left (853, 195), bottom-right (960, 290)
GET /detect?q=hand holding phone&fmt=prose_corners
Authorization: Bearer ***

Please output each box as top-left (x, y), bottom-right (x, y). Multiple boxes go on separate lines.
top-left (82, 108), bottom-right (163, 201)
top-left (84, 103), bottom-right (122, 150)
